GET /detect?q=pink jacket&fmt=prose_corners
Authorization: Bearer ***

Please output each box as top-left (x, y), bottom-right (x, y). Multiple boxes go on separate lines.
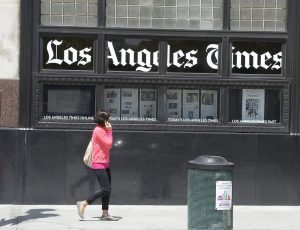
top-left (92, 125), bottom-right (113, 164)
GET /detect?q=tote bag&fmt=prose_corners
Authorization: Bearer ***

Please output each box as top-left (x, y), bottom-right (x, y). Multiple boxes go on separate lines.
top-left (83, 139), bottom-right (93, 167)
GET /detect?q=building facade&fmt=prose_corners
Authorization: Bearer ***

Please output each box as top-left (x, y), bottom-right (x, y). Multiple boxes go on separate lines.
top-left (1, 0), bottom-right (300, 205)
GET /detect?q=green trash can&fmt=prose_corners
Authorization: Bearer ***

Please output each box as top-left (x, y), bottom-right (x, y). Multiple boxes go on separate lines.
top-left (187, 155), bottom-right (234, 230)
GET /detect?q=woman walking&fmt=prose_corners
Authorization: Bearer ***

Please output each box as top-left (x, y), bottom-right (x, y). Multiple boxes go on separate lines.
top-left (76, 111), bottom-right (118, 221)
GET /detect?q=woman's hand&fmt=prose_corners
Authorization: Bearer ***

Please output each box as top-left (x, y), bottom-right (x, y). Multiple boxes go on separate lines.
top-left (105, 121), bottom-right (112, 129)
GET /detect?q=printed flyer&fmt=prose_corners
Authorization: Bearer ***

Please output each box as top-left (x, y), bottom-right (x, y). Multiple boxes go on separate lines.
top-left (121, 88), bottom-right (139, 118)
top-left (104, 88), bottom-right (121, 119)
top-left (140, 89), bottom-right (157, 120)
top-left (167, 89), bottom-right (182, 119)
top-left (242, 89), bottom-right (265, 121)
top-left (200, 90), bottom-right (218, 120)
top-left (215, 181), bottom-right (232, 210)
top-left (182, 90), bottom-right (199, 120)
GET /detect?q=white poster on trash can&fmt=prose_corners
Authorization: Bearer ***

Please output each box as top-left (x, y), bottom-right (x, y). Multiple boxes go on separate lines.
top-left (215, 181), bottom-right (232, 210)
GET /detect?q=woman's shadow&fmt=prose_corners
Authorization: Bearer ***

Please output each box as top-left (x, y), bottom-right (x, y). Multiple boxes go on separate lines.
top-left (0, 209), bottom-right (59, 227)
top-left (70, 166), bottom-right (97, 197)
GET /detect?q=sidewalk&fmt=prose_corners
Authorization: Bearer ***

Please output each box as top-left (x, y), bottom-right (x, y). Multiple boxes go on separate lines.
top-left (0, 205), bottom-right (300, 230)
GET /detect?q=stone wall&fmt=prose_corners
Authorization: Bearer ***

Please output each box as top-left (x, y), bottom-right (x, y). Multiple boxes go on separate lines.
top-left (0, 80), bottom-right (19, 127)
top-left (0, 0), bottom-right (20, 127)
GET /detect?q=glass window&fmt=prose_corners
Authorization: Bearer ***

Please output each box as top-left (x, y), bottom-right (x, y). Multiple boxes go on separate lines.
top-left (43, 36), bottom-right (94, 71)
top-left (106, 0), bottom-right (223, 30)
top-left (40, 0), bottom-right (98, 27)
top-left (106, 38), bottom-right (159, 72)
top-left (42, 85), bottom-right (95, 120)
top-left (229, 88), bottom-right (281, 124)
top-left (230, 0), bottom-right (287, 31)
top-left (104, 87), bottom-right (158, 122)
top-left (231, 41), bottom-right (282, 74)
top-left (167, 89), bottom-right (220, 122)
top-left (167, 40), bottom-right (219, 73)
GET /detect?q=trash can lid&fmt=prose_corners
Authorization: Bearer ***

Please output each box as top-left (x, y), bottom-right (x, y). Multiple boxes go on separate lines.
top-left (187, 155), bottom-right (234, 170)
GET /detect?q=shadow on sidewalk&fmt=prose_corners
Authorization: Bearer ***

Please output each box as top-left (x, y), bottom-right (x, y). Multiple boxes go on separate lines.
top-left (0, 209), bottom-right (59, 227)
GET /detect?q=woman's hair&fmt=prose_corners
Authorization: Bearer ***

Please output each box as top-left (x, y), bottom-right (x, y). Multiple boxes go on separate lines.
top-left (94, 111), bottom-right (110, 126)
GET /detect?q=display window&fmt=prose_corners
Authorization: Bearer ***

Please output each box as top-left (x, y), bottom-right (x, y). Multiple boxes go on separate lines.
top-left (104, 87), bottom-right (158, 122)
top-left (167, 89), bottom-right (219, 123)
top-left (42, 85), bottom-right (95, 121)
top-left (36, 81), bottom-right (287, 131)
top-left (229, 88), bottom-right (281, 124)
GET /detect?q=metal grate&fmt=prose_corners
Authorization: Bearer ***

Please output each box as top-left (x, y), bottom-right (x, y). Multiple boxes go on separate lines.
top-left (188, 169), bottom-right (232, 230)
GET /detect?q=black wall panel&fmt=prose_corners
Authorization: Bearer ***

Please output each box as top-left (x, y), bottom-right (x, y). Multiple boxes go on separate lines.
top-left (0, 129), bottom-right (299, 205)
top-left (21, 130), bottom-right (67, 204)
top-left (256, 135), bottom-right (300, 205)
top-left (0, 129), bottom-right (17, 204)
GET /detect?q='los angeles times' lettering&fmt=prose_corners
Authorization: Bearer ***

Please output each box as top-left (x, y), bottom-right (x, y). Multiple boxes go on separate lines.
top-left (46, 40), bottom-right (282, 72)
top-left (43, 115), bottom-right (93, 120)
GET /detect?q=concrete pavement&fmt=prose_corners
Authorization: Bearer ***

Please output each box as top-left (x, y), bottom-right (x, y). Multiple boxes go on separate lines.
top-left (0, 205), bottom-right (300, 230)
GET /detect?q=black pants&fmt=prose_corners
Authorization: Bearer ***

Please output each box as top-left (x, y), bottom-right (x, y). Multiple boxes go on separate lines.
top-left (86, 168), bottom-right (111, 210)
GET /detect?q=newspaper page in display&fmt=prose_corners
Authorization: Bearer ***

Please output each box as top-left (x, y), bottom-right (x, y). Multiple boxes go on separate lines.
top-left (167, 89), bottom-right (182, 119)
top-left (121, 88), bottom-right (139, 119)
top-left (104, 88), bottom-right (121, 120)
top-left (182, 90), bottom-right (199, 120)
top-left (200, 90), bottom-right (218, 121)
top-left (242, 89), bottom-right (265, 121)
top-left (140, 89), bottom-right (157, 121)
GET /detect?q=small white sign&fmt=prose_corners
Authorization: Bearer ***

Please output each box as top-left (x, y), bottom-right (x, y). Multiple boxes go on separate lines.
top-left (215, 181), bottom-right (232, 210)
